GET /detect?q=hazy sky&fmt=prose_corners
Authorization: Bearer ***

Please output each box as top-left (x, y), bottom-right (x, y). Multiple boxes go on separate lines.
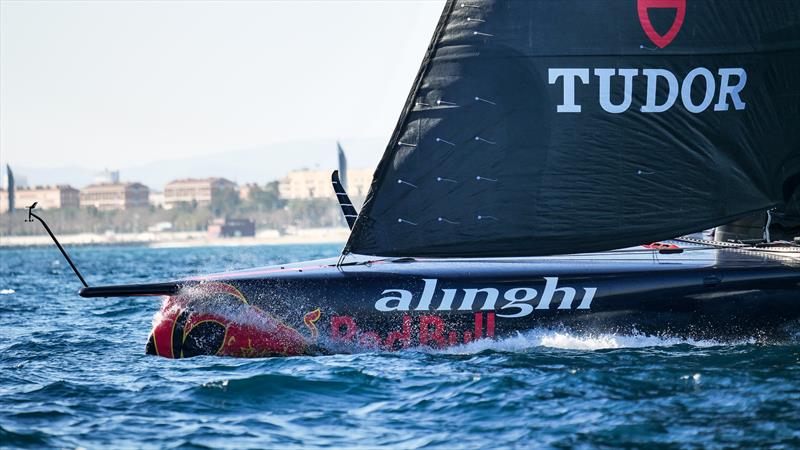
top-left (0, 0), bottom-right (444, 170)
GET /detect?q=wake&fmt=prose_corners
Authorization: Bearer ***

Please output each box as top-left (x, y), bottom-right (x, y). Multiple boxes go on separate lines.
top-left (434, 329), bottom-right (757, 354)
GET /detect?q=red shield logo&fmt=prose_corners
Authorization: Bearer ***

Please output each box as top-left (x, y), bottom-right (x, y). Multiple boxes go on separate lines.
top-left (637, 0), bottom-right (686, 48)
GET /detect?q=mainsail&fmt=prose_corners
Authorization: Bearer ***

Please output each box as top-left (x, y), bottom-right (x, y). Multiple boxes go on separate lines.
top-left (345, 0), bottom-right (800, 257)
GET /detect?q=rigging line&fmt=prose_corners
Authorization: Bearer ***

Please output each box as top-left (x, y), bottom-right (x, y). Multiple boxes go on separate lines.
top-left (25, 203), bottom-right (88, 288)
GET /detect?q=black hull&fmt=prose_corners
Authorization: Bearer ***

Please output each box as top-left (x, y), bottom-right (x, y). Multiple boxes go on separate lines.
top-left (140, 244), bottom-right (800, 358)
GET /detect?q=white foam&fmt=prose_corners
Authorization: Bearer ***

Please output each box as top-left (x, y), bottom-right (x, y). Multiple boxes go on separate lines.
top-left (0, 289), bottom-right (15, 295)
top-left (150, 285), bottom-right (281, 332)
top-left (434, 329), bottom-right (750, 354)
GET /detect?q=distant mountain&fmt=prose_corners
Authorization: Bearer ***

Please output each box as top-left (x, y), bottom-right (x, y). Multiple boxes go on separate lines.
top-left (8, 137), bottom-right (385, 190)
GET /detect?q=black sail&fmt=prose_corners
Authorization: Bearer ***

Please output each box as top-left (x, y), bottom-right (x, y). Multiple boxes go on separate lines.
top-left (346, 0), bottom-right (800, 257)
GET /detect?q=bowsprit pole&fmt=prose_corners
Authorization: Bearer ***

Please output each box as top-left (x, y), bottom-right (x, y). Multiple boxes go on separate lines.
top-left (22, 201), bottom-right (180, 297)
top-left (25, 202), bottom-right (88, 288)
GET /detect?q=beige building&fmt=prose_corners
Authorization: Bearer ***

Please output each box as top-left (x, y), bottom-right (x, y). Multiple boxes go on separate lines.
top-left (149, 191), bottom-right (165, 208)
top-left (346, 168), bottom-right (374, 197)
top-left (279, 168), bottom-right (373, 200)
top-left (80, 182), bottom-right (149, 210)
top-left (0, 185), bottom-right (80, 213)
top-left (164, 178), bottom-right (236, 209)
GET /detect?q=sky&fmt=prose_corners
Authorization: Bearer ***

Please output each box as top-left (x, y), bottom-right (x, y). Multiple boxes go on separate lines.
top-left (0, 0), bottom-right (445, 171)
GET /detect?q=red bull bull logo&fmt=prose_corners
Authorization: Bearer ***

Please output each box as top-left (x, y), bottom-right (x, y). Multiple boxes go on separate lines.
top-left (331, 312), bottom-right (496, 350)
top-left (146, 282), bottom-right (318, 358)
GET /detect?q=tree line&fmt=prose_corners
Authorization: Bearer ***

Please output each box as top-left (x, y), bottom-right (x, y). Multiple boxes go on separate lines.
top-left (0, 182), bottom-right (362, 236)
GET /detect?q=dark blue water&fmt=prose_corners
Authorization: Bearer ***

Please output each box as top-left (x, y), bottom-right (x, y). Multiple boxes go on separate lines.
top-left (2, 244), bottom-right (800, 449)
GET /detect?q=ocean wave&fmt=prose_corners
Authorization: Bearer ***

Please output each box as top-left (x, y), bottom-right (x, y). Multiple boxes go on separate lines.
top-left (0, 289), bottom-right (15, 295)
top-left (4, 244), bottom-right (800, 449)
top-left (188, 369), bottom-right (385, 410)
top-left (0, 424), bottom-right (52, 447)
top-left (91, 302), bottom-right (150, 318)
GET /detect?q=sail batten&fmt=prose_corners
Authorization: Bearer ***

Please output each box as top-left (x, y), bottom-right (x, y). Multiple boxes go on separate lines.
top-left (346, 0), bottom-right (800, 258)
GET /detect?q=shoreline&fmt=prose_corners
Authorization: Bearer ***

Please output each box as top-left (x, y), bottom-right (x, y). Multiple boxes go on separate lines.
top-left (0, 227), bottom-right (351, 249)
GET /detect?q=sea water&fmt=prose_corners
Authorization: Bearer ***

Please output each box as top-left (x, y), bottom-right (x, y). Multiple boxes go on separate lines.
top-left (1, 244), bottom-right (799, 448)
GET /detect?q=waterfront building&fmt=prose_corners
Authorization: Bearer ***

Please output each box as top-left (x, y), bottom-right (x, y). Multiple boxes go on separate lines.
top-left (0, 190), bottom-right (10, 213)
top-left (206, 218), bottom-right (256, 238)
top-left (0, 185), bottom-right (80, 213)
top-left (207, 217), bottom-right (256, 238)
top-left (164, 178), bottom-right (237, 209)
top-left (278, 168), bottom-right (372, 199)
top-left (149, 191), bottom-right (165, 208)
top-left (80, 182), bottom-right (149, 210)
top-left (346, 168), bottom-right (373, 197)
